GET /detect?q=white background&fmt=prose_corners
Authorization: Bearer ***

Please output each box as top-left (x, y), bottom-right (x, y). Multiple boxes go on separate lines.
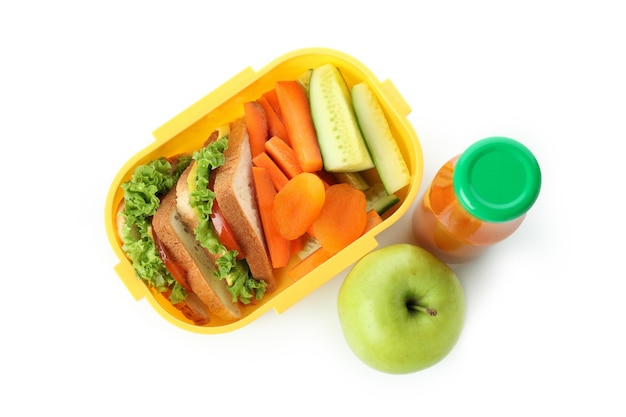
top-left (2, 1), bottom-right (624, 415)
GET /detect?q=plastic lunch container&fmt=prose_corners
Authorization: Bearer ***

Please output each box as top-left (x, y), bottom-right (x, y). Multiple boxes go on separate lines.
top-left (104, 47), bottom-right (424, 334)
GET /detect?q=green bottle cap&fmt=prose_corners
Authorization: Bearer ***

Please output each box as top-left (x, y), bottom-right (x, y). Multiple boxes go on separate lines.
top-left (453, 137), bottom-right (541, 222)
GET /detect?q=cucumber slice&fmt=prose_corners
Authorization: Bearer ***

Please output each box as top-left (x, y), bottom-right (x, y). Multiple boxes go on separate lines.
top-left (351, 82), bottom-right (411, 194)
top-left (309, 64), bottom-right (375, 172)
top-left (365, 182), bottom-right (400, 216)
top-left (332, 171), bottom-right (370, 191)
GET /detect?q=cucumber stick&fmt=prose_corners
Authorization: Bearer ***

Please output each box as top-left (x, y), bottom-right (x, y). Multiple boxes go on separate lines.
top-left (351, 82), bottom-right (411, 194)
top-left (365, 182), bottom-right (400, 215)
top-left (332, 171), bottom-right (370, 191)
top-left (309, 64), bottom-right (374, 172)
top-left (296, 68), bottom-right (312, 91)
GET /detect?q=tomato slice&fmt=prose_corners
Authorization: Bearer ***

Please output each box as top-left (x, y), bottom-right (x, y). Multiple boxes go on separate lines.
top-left (207, 169), bottom-right (245, 259)
top-left (210, 198), bottom-right (245, 259)
top-left (153, 230), bottom-right (191, 291)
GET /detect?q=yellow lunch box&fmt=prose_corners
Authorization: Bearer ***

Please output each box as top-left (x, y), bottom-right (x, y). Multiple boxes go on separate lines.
top-left (104, 47), bottom-right (423, 334)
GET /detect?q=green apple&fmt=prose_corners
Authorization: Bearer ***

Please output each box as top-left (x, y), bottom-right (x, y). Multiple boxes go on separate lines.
top-left (337, 243), bottom-right (465, 374)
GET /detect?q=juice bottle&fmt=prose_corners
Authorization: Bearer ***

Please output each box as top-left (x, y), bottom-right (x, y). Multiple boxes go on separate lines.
top-left (412, 137), bottom-right (541, 264)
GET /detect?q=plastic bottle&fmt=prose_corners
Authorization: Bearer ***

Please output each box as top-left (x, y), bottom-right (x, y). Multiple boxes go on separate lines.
top-left (412, 137), bottom-right (541, 264)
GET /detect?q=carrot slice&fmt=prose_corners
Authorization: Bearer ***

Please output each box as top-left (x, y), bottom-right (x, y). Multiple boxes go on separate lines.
top-left (258, 95), bottom-right (289, 145)
top-left (265, 135), bottom-right (303, 179)
top-left (275, 81), bottom-right (323, 172)
top-left (272, 172), bottom-right (326, 240)
top-left (252, 151), bottom-right (290, 191)
top-left (244, 101), bottom-right (268, 158)
top-left (252, 166), bottom-right (291, 268)
top-left (287, 247), bottom-right (333, 281)
top-left (312, 183), bottom-right (367, 253)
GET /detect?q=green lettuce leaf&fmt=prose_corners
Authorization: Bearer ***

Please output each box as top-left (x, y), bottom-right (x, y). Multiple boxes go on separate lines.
top-left (119, 156), bottom-right (191, 304)
top-left (190, 135), bottom-right (267, 304)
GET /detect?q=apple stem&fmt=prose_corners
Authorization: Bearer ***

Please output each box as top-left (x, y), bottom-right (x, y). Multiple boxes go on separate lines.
top-left (410, 304), bottom-right (438, 316)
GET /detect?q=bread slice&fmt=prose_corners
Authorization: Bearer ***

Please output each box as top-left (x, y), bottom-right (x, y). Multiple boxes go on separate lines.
top-left (213, 118), bottom-right (276, 291)
top-left (152, 188), bottom-right (242, 322)
top-left (116, 199), bottom-right (212, 326)
top-left (163, 288), bottom-right (212, 326)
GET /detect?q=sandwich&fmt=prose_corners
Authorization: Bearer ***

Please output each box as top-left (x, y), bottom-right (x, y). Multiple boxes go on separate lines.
top-left (116, 118), bottom-right (275, 325)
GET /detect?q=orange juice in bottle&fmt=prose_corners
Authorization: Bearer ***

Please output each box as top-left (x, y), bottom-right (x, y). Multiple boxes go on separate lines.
top-left (412, 137), bottom-right (541, 264)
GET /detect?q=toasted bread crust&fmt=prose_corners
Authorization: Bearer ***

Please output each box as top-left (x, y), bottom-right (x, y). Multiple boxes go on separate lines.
top-left (153, 189), bottom-right (241, 322)
top-left (213, 118), bottom-right (276, 291)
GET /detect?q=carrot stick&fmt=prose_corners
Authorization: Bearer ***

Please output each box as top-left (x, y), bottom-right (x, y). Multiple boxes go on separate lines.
top-left (252, 151), bottom-right (290, 191)
top-left (265, 135), bottom-right (303, 179)
top-left (312, 183), bottom-right (368, 253)
top-left (364, 209), bottom-right (383, 232)
top-left (315, 170), bottom-right (338, 188)
top-left (262, 88), bottom-right (282, 121)
top-left (244, 101), bottom-right (268, 158)
top-left (275, 81), bottom-right (323, 172)
top-left (290, 234), bottom-right (305, 255)
top-left (313, 172), bottom-right (332, 190)
top-left (258, 95), bottom-right (290, 145)
top-left (272, 172), bottom-right (326, 240)
top-left (288, 247), bottom-right (333, 281)
top-left (252, 166), bottom-right (291, 268)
